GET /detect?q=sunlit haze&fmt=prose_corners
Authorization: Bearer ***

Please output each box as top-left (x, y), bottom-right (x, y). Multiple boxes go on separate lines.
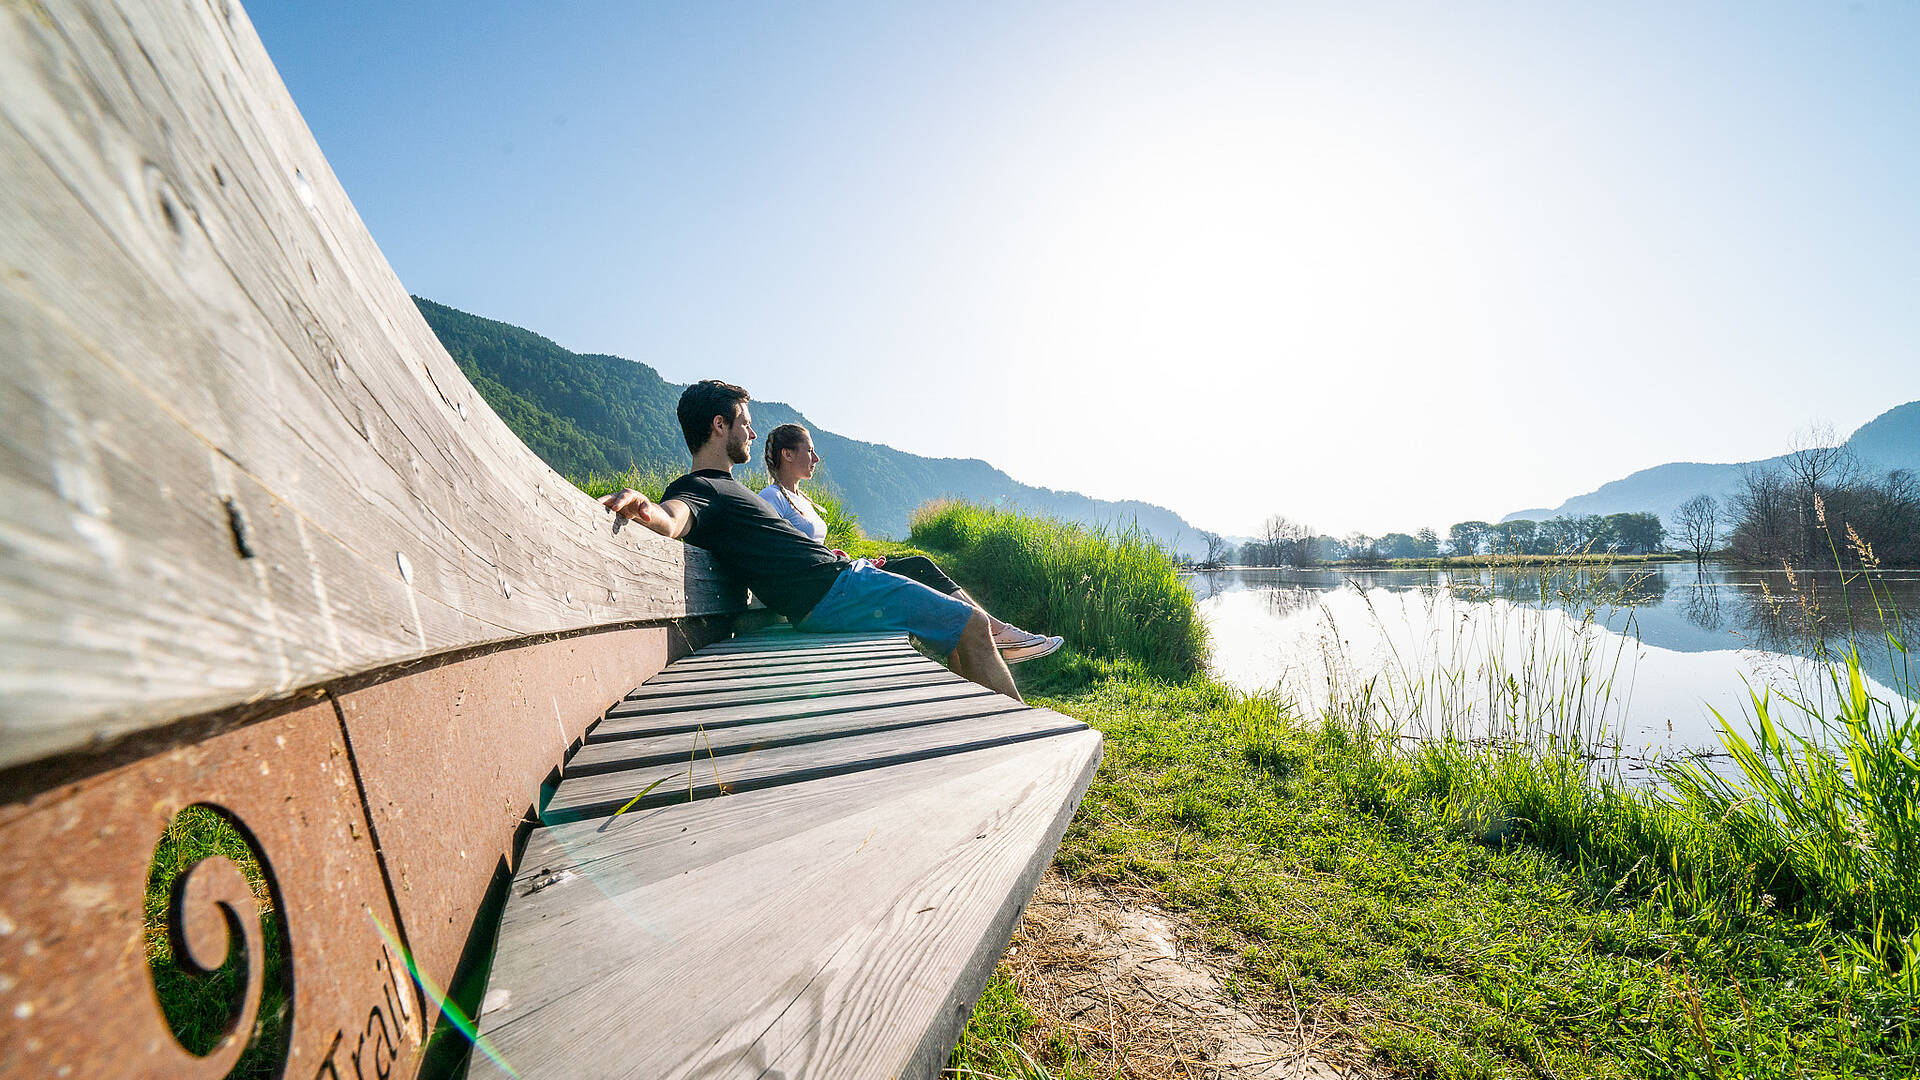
top-left (256, 2), bottom-right (1920, 537)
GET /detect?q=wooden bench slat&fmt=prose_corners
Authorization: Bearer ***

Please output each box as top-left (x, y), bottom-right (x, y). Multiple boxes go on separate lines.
top-left (656, 640), bottom-right (916, 670)
top-left (687, 631), bottom-right (902, 657)
top-left (587, 681), bottom-right (1001, 742)
top-left (565, 695), bottom-right (1036, 777)
top-left (637, 650), bottom-right (923, 685)
top-left (650, 645), bottom-right (921, 675)
top-left (604, 667), bottom-right (965, 720)
top-left (618, 655), bottom-right (940, 702)
top-left (473, 727), bottom-right (1102, 1079)
top-left (545, 707), bottom-right (1086, 822)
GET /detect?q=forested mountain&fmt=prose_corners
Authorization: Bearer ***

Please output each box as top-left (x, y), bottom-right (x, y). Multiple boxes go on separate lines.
top-left (417, 298), bottom-right (1207, 550)
top-left (1504, 400), bottom-right (1920, 528)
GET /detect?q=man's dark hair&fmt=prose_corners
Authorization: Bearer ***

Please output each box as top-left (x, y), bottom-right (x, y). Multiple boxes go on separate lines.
top-left (677, 379), bottom-right (749, 454)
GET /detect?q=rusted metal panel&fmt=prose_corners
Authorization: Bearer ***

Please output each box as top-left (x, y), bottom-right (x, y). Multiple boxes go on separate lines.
top-left (333, 620), bottom-right (728, 1029)
top-left (0, 701), bottom-right (422, 1079)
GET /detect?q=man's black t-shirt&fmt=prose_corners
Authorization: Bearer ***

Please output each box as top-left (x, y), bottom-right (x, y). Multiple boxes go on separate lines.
top-left (662, 469), bottom-right (849, 620)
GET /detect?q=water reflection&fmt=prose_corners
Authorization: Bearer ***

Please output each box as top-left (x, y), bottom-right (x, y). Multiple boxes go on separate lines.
top-left (1188, 562), bottom-right (1917, 761)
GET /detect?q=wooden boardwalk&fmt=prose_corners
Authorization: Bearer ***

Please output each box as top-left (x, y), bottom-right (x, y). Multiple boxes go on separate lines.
top-left (469, 625), bottom-right (1103, 1079)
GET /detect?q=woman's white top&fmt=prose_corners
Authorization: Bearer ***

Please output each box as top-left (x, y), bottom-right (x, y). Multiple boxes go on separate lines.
top-left (759, 482), bottom-right (828, 542)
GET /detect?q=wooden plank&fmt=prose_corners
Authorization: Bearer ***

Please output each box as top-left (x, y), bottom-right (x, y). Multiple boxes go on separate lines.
top-left (565, 694), bottom-right (1035, 776)
top-left (636, 649), bottom-right (923, 684)
top-left (618, 655), bottom-right (939, 702)
top-left (638, 645), bottom-right (919, 676)
top-left (676, 636), bottom-right (910, 662)
top-left (471, 728), bottom-right (1103, 1079)
top-left (702, 626), bottom-right (894, 645)
top-left (0, 0), bottom-right (744, 769)
top-left (605, 668), bottom-right (965, 720)
top-left (544, 707), bottom-right (1088, 822)
top-left (588, 681), bottom-right (1000, 742)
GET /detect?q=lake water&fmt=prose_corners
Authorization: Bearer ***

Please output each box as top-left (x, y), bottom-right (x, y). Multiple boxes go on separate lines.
top-left (1187, 563), bottom-right (1918, 765)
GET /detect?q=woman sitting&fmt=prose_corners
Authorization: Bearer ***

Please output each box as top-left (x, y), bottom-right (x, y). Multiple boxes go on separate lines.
top-left (759, 423), bottom-right (1062, 663)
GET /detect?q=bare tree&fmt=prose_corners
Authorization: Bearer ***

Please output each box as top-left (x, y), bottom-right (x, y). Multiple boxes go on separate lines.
top-left (1261, 514), bottom-right (1313, 566)
top-left (1728, 465), bottom-right (1793, 565)
top-left (1673, 493), bottom-right (1720, 569)
top-left (1199, 530), bottom-right (1228, 566)
top-left (1782, 423), bottom-right (1857, 565)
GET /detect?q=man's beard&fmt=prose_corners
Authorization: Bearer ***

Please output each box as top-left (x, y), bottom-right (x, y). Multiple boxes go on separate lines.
top-left (728, 437), bottom-right (750, 464)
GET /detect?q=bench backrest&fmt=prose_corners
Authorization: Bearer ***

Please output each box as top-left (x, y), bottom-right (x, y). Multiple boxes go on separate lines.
top-left (0, 2), bottom-right (741, 1075)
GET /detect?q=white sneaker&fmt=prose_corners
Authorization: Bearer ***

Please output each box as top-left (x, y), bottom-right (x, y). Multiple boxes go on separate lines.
top-left (992, 624), bottom-right (1043, 648)
top-left (999, 634), bottom-right (1064, 664)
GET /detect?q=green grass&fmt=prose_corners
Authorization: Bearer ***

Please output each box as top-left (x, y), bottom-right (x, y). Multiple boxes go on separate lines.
top-left (1033, 677), bottom-right (1916, 1078)
top-left (947, 973), bottom-right (1094, 1079)
top-left (936, 501), bottom-right (1920, 1078)
top-left (909, 500), bottom-right (1207, 682)
top-left (145, 805), bottom-right (291, 1076)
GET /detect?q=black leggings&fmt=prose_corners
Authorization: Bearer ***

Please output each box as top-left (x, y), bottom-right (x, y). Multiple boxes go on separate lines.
top-left (879, 555), bottom-right (963, 599)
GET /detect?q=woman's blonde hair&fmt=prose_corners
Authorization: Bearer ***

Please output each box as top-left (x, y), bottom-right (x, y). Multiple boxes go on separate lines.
top-left (764, 423), bottom-right (811, 484)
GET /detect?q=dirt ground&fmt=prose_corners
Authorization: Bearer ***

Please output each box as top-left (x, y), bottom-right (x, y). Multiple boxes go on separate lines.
top-left (978, 870), bottom-right (1393, 1080)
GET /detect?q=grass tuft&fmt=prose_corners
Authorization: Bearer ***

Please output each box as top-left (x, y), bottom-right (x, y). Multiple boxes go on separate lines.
top-left (909, 500), bottom-right (1206, 682)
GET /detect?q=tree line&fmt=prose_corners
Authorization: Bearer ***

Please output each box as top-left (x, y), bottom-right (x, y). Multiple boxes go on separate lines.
top-left (1199, 511), bottom-right (1667, 567)
top-left (1193, 428), bottom-right (1918, 571)
top-left (1677, 430), bottom-right (1918, 568)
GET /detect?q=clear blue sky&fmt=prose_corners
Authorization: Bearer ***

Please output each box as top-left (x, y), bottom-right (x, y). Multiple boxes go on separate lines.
top-left (253, 1), bottom-right (1919, 537)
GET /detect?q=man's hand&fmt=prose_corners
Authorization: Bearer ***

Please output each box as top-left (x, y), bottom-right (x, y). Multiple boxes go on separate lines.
top-left (601, 489), bottom-right (692, 539)
top-left (600, 489), bottom-right (654, 525)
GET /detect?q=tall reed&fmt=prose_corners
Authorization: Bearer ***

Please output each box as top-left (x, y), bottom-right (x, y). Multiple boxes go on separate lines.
top-left (909, 500), bottom-right (1206, 680)
top-left (1661, 551), bottom-right (1919, 984)
top-left (1298, 549), bottom-right (1920, 984)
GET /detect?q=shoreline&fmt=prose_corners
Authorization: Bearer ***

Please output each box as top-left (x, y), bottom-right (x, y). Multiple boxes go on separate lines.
top-left (927, 502), bottom-right (1916, 1077)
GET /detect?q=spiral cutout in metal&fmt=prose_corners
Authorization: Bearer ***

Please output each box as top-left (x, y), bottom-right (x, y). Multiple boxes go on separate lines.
top-left (145, 804), bottom-right (294, 1077)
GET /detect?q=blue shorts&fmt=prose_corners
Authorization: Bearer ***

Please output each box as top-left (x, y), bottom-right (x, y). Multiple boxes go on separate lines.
top-left (796, 559), bottom-right (976, 655)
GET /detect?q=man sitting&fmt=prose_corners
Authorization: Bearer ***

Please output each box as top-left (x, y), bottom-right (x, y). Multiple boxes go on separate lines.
top-left (598, 380), bottom-right (1023, 701)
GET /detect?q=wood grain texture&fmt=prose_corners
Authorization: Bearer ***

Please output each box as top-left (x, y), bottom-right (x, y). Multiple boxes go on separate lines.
top-left (688, 627), bottom-right (896, 650)
top-left (589, 680), bottom-right (1001, 742)
top-left (473, 728), bottom-right (1104, 1079)
top-left (617, 655), bottom-right (939, 703)
top-left (634, 651), bottom-right (927, 688)
top-left (546, 707), bottom-right (1086, 822)
top-left (605, 668), bottom-right (966, 720)
top-left (671, 636), bottom-right (910, 663)
top-left (0, 0), bottom-right (742, 769)
top-left (646, 646), bottom-right (920, 677)
top-left (566, 695), bottom-right (1035, 776)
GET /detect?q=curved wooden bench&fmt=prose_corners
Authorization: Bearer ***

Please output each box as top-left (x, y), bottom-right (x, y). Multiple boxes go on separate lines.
top-left (0, 3), bottom-right (1101, 1078)
top-left (473, 626), bottom-right (1099, 1078)
top-left (1, 1), bottom-right (743, 1075)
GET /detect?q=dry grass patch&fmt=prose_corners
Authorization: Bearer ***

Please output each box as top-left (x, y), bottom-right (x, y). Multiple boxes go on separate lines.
top-left (954, 869), bottom-right (1388, 1080)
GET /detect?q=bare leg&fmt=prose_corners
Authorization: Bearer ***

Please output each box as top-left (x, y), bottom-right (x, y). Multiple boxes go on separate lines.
top-left (947, 611), bottom-right (1022, 701)
top-left (952, 587), bottom-right (1009, 635)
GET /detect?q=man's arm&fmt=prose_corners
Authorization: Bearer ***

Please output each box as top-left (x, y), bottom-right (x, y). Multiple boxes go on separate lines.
top-left (599, 489), bottom-right (693, 540)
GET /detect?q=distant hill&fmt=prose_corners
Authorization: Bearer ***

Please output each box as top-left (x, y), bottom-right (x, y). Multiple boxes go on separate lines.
top-left (416, 298), bottom-right (1209, 552)
top-left (1504, 401), bottom-right (1920, 527)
